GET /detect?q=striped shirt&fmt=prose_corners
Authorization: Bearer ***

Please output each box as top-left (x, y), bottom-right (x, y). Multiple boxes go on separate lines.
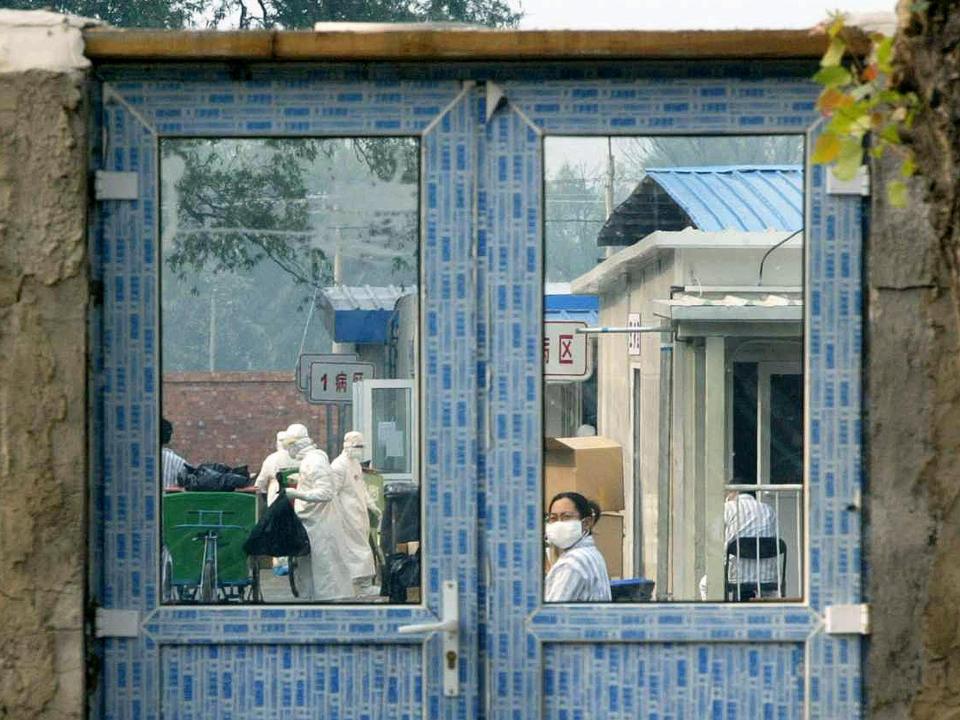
top-left (724, 494), bottom-right (779, 585)
top-left (162, 447), bottom-right (187, 489)
top-left (544, 535), bottom-right (612, 602)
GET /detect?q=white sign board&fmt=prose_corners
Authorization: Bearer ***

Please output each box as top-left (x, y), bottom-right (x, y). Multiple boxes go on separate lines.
top-left (628, 312), bottom-right (642, 356)
top-left (297, 352), bottom-right (358, 391)
top-left (308, 361), bottom-right (376, 403)
top-left (544, 321), bottom-right (589, 380)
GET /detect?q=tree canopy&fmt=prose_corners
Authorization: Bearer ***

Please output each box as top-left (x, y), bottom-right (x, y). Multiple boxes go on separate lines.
top-left (5, 0), bottom-right (521, 28)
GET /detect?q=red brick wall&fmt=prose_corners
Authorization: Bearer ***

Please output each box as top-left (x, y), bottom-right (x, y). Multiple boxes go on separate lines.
top-left (162, 371), bottom-right (346, 475)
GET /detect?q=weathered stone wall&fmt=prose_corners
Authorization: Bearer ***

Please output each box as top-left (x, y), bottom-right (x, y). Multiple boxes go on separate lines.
top-left (0, 53), bottom-right (89, 720)
top-left (867, 158), bottom-right (960, 718)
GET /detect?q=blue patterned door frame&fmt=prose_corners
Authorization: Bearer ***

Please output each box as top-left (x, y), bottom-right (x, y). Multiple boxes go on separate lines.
top-left (90, 66), bottom-right (481, 719)
top-left (90, 62), bottom-right (864, 719)
top-left (479, 75), bottom-right (862, 718)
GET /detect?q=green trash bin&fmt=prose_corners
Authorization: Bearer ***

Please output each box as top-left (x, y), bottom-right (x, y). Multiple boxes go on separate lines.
top-left (162, 491), bottom-right (258, 603)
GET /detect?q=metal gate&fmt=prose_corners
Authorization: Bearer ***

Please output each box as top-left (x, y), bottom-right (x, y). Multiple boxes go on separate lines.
top-left (90, 59), bottom-right (864, 718)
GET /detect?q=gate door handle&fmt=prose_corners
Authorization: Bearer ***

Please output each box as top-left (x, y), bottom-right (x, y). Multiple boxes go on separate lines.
top-left (398, 580), bottom-right (459, 696)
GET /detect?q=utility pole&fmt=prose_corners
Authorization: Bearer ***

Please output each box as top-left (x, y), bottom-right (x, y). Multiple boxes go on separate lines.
top-left (604, 137), bottom-right (616, 259)
top-left (208, 282), bottom-right (216, 372)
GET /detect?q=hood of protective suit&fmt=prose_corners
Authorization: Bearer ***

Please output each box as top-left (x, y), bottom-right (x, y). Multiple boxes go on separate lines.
top-left (279, 423), bottom-right (314, 460)
top-left (343, 431), bottom-right (364, 449)
top-left (342, 431), bottom-right (365, 461)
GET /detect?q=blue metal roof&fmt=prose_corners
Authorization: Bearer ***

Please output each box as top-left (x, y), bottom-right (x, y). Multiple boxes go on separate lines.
top-left (644, 165), bottom-right (803, 232)
top-left (545, 293), bottom-right (599, 326)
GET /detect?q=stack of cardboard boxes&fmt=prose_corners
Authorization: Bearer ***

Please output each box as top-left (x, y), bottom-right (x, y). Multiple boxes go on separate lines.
top-left (544, 436), bottom-right (625, 578)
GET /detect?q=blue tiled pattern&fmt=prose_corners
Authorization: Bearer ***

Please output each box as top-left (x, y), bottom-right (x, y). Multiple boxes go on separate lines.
top-left (94, 72), bottom-right (478, 718)
top-left (479, 78), bottom-right (862, 718)
top-left (543, 643), bottom-right (804, 720)
top-left (93, 66), bottom-right (864, 719)
top-left (161, 644), bottom-right (422, 719)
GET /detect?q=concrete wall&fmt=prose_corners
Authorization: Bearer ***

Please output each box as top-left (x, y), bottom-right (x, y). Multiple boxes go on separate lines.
top-left (0, 13), bottom-right (91, 718)
top-left (866, 158), bottom-right (960, 718)
top-left (596, 252), bottom-right (677, 583)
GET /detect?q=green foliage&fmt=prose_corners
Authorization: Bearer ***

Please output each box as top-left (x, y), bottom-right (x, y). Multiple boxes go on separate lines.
top-left (545, 163), bottom-right (605, 283)
top-left (166, 139), bottom-right (325, 288)
top-left (258, 0), bottom-right (521, 28)
top-left (6, 0), bottom-right (521, 28)
top-left (812, 13), bottom-right (920, 206)
top-left (161, 138), bottom-right (419, 371)
top-left (3, 0), bottom-right (205, 27)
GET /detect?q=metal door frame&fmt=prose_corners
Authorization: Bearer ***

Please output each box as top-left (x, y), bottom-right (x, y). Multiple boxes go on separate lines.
top-left (478, 67), bottom-right (863, 718)
top-left (89, 59), bottom-right (865, 719)
top-left (89, 65), bottom-right (481, 718)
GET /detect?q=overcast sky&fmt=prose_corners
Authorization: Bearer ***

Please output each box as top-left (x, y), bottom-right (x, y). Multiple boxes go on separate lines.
top-left (514, 0), bottom-right (894, 30)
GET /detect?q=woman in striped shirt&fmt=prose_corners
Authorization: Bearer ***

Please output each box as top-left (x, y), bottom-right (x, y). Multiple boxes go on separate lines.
top-left (544, 492), bottom-right (612, 602)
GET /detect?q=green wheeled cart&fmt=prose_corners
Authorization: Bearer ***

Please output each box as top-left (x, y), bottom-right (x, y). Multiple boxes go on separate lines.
top-left (162, 491), bottom-right (261, 603)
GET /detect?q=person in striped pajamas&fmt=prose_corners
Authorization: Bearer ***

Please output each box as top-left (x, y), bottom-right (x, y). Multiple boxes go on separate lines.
top-left (544, 491), bottom-right (612, 602)
top-left (160, 418), bottom-right (187, 489)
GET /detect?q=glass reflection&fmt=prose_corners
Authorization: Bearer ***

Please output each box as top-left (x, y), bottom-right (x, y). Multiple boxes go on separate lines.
top-left (543, 135), bottom-right (805, 603)
top-left (159, 138), bottom-right (420, 604)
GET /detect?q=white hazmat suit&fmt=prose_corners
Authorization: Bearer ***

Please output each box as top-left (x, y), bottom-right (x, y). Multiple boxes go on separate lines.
top-left (285, 445), bottom-right (356, 601)
top-left (330, 431), bottom-right (380, 587)
top-left (253, 431), bottom-right (298, 507)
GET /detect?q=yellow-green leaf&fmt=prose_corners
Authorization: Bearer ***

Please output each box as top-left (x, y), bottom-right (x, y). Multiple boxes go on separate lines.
top-left (901, 153), bottom-right (917, 177)
top-left (821, 37), bottom-right (846, 67)
top-left (876, 35), bottom-right (894, 73)
top-left (813, 66), bottom-right (853, 88)
top-left (812, 133), bottom-right (842, 164)
top-left (827, 13), bottom-right (846, 38)
top-left (853, 113), bottom-right (873, 133)
top-left (887, 180), bottom-right (907, 207)
top-left (817, 87), bottom-right (854, 114)
top-left (834, 137), bottom-right (863, 181)
top-left (880, 122), bottom-right (900, 144)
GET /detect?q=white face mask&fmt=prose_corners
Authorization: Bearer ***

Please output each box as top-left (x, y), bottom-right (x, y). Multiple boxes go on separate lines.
top-left (545, 519), bottom-right (585, 550)
top-left (347, 447), bottom-right (363, 461)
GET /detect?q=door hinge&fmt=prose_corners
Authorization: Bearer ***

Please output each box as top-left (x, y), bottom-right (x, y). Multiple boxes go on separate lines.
top-left (824, 603), bottom-right (870, 635)
top-left (89, 278), bottom-right (104, 307)
top-left (94, 171), bottom-right (139, 201)
top-left (94, 608), bottom-right (141, 638)
top-left (825, 166), bottom-right (870, 197)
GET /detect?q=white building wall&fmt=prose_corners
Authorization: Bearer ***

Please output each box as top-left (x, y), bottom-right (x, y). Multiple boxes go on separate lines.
top-left (596, 251), bottom-right (678, 584)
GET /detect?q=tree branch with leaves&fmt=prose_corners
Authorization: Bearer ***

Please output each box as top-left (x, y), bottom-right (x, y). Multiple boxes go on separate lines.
top-left (811, 13), bottom-right (921, 206)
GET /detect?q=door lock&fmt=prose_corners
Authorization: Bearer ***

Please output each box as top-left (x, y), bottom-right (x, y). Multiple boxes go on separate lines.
top-left (398, 580), bottom-right (459, 697)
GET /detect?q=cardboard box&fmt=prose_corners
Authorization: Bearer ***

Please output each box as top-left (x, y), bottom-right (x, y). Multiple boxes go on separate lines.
top-left (544, 436), bottom-right (624, 512)
top-left (592, 512), bottom-right (624, 579)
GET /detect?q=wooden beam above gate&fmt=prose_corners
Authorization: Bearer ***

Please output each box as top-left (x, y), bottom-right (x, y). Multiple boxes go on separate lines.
top-left (82, 27), bottom-right (854, 63)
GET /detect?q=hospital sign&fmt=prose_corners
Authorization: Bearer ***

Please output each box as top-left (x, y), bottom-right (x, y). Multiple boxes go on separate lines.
top-left (544, 321), bottom-right (589, 380)
top-left (308, 360), bottom-right (376, 403)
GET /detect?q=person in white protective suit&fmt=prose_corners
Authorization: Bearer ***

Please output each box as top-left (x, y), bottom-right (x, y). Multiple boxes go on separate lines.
top-left (283, 436), bottom-right (357, 601)
top-left (254, 428), bottom-right (302, 574)
top-left (330, 431), bottom-right (382, 596)
top-left (254, 430), bottom-right (299, 507)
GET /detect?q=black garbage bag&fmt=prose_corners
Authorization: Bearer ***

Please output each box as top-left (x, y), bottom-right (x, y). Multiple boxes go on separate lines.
top-left (381, 550), bottom-right (420, 603)
top-left (243, 486), bottom-right (311, 558)
top-left (177, 462), bottom-right (250, 492)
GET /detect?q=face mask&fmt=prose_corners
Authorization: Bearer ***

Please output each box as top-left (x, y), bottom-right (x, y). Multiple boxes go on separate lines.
top-left (347, 447), bottom-right (363, 461)
top-left (545, 519), bottom-right (585, 550)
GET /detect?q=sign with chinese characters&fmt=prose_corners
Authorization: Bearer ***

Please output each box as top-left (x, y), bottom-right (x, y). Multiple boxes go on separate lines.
top-left (297, 352), bottom-right (358, 391)
top-left (544, 321), bottom-right (589, 380)
top-left (308, 360), bottom-right (376, 403)
top-left (628, 312), bottom-right (642, 356)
